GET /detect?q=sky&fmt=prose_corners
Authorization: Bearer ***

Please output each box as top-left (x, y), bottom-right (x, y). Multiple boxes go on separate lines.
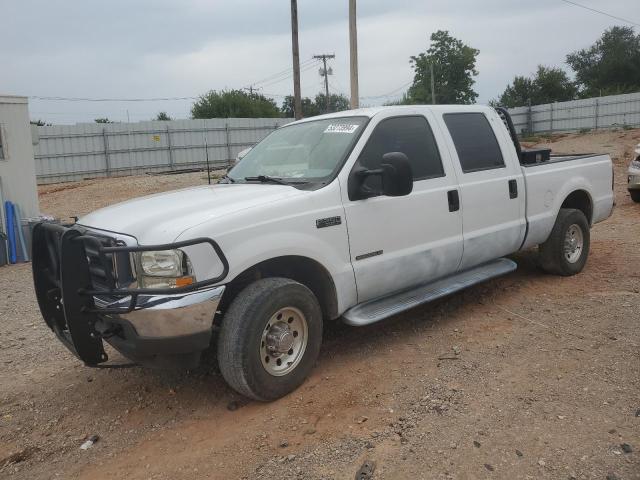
top-left (1, 0), bottom-right (638, 124)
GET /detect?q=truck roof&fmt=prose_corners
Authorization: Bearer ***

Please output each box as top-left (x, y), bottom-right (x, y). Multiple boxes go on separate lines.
top-left (292, 104), bottom-right (495, 124)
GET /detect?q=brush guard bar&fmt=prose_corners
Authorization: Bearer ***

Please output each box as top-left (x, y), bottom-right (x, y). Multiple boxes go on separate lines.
top-left (32, 222), bottom-right (229, 365)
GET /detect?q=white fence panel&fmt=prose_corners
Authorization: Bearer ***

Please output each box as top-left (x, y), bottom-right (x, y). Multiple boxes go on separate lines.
top-left (508, 91), bottom-right (640, 135)
top-left (34, 117), bottom-right (292, 184)
top-left (34, 93), bottom-right (640, 183)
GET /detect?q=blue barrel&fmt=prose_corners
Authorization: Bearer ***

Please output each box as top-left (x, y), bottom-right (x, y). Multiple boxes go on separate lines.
top-left (4, 201), bottom-right (17, 264)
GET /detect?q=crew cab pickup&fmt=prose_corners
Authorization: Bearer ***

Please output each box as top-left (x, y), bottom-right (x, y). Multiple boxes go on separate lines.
top-left (32, 105), bottom-right (614, 400)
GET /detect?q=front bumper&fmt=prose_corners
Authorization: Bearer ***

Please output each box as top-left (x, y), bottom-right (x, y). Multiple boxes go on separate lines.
top-left (94, 285), bottom-right (225, 338)
top-left (95, 285), bottom-right (225, 361)
top-left (628, 174), bottom-right (640, 191)
top-left (629, 164), bottom-right (640, 191)
top-left (31, 222), bottom-right (228, 366)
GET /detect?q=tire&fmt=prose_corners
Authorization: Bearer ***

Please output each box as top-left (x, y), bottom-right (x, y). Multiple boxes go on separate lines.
top-left (539, 208), bottom-right (590, 276)
top-left (630, 190), bottom-right (640, 203)
top-left (217, 277), bottom-right (323, 401)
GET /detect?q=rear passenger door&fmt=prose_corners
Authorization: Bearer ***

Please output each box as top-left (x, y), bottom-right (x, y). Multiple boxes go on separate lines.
top-left (341, 113), bottom-right (463, 303)
top-left (440, 111), bottom-right (526, 270)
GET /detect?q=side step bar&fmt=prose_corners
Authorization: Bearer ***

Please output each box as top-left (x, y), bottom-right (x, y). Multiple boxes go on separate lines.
top-left (342, 258), bottom-right (517, 326)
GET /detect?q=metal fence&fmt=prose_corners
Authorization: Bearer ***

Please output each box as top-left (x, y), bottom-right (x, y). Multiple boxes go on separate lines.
top-left (33, 118), bottom-right (293, 184)
top-left (508, 91), bottom-right (640, 135)
top-left (33, 92), bottom-right (640, 184)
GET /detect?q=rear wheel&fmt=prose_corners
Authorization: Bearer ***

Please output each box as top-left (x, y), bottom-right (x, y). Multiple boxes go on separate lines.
top-left (217, 277), bottom-right (323, 401)
top-left (630, 190), bottom-right (640, 203)
top-left (539, 208), bottom-right (590, 276)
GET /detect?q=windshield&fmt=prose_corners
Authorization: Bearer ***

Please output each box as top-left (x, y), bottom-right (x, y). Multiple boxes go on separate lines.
top-left (228, 116), bottom-right (368, 184)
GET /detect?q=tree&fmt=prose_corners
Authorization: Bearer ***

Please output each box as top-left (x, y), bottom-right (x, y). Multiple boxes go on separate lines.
top-left (313, 93), bottom-right (350, 114)
top-left (533, 65), bottom-right (577, 104)
top-left (383, 93), bottom-right (413, 106)
top-left (155, 111), bottom-right (172, 121)
top-left (191, 89), bottom-right (280, 118)
top-left (497, 76), bottom-right (536, 108)
top-left (567, 26), bottom-right (640, 97)
top-left (407, 30), bottom-right (479, 105)
top-left (281, 95), bottom-right (320, 118)
top-left (280, 93), bottom-right (349, 118)
top-left (94, 118), bottom-right (113, 123)
top-left (496, 66), bottom-right (577, 107)
top-left (30, 119), bottom-right (51, 126)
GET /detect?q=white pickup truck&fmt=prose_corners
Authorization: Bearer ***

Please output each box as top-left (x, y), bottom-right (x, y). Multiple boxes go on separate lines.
top-left (32, 105), bottom-right (614, 401)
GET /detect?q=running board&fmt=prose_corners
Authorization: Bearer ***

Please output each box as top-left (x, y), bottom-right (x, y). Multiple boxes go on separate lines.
top-left (342, 258), bottom-right (517, 326)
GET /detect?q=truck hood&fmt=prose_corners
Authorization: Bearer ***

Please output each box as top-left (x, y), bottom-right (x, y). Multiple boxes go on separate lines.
top-left (78, 184), bottom-right (303, 244)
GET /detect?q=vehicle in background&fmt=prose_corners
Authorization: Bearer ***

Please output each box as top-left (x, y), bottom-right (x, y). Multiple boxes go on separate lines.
top-left (32, 105), bottom-right (615, 401)
top-left (628, 143), bottom-right (640, 203)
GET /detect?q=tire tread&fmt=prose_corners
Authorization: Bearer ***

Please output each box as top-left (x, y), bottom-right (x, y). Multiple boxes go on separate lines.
top-left (217, 277), bottom-right (322, 401)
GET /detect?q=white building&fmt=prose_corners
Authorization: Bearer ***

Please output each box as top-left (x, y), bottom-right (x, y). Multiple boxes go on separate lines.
top-left (0, 95), bottom-right (40, 232)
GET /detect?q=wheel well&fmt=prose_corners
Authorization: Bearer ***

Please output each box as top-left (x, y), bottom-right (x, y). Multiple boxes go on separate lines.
top-left (561, 190), bottom-right (593, 225)
top-left (218, 256), bottom-right (339, 322)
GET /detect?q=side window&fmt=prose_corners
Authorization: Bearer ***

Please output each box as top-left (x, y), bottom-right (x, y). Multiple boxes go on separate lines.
top-left (358, 116), bottom-right (444, 181)
top-left (443, 113), bottom-right (505, 173)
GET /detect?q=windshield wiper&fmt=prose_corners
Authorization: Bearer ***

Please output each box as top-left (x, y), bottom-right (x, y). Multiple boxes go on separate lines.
top-left (244, 175), bottom-right (308, 185)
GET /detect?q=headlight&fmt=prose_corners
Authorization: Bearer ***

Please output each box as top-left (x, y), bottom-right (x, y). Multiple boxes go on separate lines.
top-left (135, 249), bottom-right (195, 289)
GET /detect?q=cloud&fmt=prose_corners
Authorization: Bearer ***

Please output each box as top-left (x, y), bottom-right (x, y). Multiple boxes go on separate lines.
top-left (1, 0), bottom-right (634, 123)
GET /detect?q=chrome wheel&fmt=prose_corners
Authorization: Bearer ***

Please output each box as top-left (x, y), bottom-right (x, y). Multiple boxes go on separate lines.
top-left (564, 224), bottom-right (584, 263)
top-left (260, 307), bottom-right (308, 377)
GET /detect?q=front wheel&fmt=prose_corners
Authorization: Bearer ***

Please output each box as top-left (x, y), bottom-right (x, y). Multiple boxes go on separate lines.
top-left (539, 208), bottom-right (590, 276)
top-left (217, 277), bottom-right (323, 401)
top-left (630, 190), bottom-right (640, 203)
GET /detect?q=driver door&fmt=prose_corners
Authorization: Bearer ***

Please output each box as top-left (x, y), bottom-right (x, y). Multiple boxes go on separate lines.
top-left (341, 113), bottom-right (464, 303)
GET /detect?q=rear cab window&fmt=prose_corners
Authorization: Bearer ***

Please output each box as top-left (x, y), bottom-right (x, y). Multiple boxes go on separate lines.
top-left (357, 115), bottom-right (445, 183)
top-left (443, 113), bottom-right (505, 173)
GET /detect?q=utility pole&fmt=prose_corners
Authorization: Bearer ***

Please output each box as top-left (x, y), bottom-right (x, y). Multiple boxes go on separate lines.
top-left (243, 86), bottom-right (260, 95)
top-left (314, 54), bottom-right (335, 113)
top-left (290, 0), bottom-right (302, 119)
top-left (430, 63), bottom-right (436, 105)
top-left (349, 0), bottom-right (359, 109)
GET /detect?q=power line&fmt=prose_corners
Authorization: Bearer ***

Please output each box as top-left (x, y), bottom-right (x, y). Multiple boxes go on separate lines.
top-left (330, 78), bottom-right (350, 96)
top-left (30, 60), bottom-right (322, 103)
top-left (360, 80), bottom-right (413, 100)
top-left (29, 59), bottom-right (326, 107)
top-left (558, 0), bottom-right (640, 27)
top-left (30, 95), bottom-right (197, 102)
top-left (328, 82), bottom-right (348, 97)
top-left (30, 85), bottom-right (306, 103)
top-left (245, 58), bottom-right (317, 89)
top-left (258, 60), bottom-right (320, 89)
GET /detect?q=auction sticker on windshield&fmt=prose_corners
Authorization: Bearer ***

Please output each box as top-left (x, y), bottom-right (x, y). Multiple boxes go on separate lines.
top-left (324, 124), bottom-right (359, 134)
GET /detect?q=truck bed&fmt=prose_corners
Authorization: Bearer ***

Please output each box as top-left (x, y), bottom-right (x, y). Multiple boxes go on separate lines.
top-left (520, 152), bottom-right (614, 250)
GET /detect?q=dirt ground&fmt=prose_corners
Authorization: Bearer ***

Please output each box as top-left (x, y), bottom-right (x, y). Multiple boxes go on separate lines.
top-left (1, 129), bottom-right (639, 480)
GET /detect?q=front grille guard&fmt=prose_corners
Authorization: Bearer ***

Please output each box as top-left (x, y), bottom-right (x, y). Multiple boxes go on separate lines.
top-left (77, 235), bottom-right (229, 314)
top-left (32, 222), bottom-right (229, 365)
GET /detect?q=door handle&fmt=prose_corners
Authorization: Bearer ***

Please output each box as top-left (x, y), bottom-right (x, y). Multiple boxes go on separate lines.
top-left (447, 190), bottom-right (460, 212)
top-left (508, 179), bottom-right (518, 199)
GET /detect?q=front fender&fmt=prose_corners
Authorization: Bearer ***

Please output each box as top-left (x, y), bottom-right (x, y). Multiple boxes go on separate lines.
top-left (175, 181), bottom-right (357, 314)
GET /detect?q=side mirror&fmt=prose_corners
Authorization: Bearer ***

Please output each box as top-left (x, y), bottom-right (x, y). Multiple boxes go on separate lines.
top-left (348, 151), bottom-right (413, 200)
top-left (380, 152), bottom-right (413, 197)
